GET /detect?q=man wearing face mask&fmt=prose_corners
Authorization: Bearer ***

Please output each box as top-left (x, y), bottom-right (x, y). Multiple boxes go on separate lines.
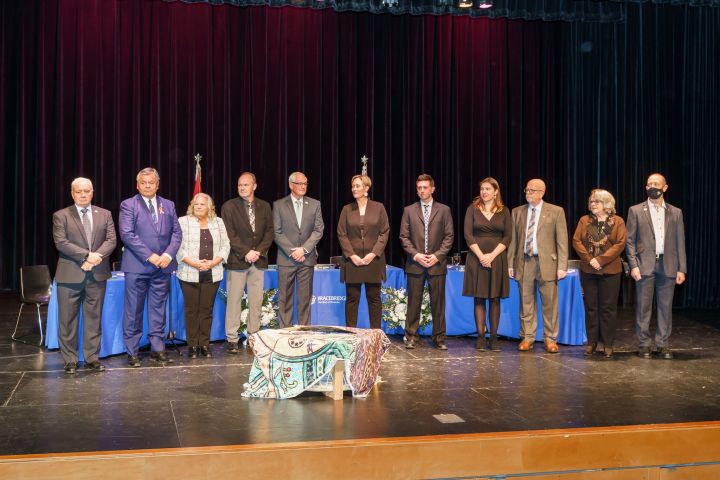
top-left (626, 173), bottom-right (686, 359)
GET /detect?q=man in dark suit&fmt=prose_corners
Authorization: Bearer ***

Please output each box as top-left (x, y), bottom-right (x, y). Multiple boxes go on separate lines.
top-left (399, 174), bottom-right (454, 349)
top-left (507, 178), bottom-right (568, 353)
top-left (221, 172), bottom-right (274, 353)
top-left (119, 167), bottom-right (182, 367)
top-left (52, 178), bottom-right (117, 374)
top-left (273, 171), bottom-right (324, 327)
top-left (626, 173), bottom-right (686, 359)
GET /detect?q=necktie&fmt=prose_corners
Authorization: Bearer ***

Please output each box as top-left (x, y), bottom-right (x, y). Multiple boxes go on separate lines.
top-left (81, 208), bottom-right (92, 248)
top-left (248, 202), bottom-right (256, 232)
top-left (423, 204), bottom-right (430, 254)
top-left (525, 207), bottom-right (536, 255)
top-left (295, 200), bottom-right (303, 227)
top-left (148, 200), bottom-right (158, 224)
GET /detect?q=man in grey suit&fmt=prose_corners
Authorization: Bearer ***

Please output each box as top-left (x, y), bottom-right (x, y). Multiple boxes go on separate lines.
top-left (399, 174), bottom-right (454, 350)
top-left (273, 171), bottom-right (324, 327)
top-left (507, 178), bottom-right (568, 353)
top-left (626, 173), bottom-right (686, 359)
top-left (52, 177), bottom-right (117, 374)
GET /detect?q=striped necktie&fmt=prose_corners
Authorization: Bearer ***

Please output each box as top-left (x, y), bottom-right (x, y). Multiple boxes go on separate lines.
top-left (525, 207), bottom-right (536, 255)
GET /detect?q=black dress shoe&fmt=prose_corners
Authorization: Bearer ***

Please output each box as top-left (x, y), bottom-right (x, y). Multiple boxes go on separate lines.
top-left (64, 362), bottom-right (77, 374)
top-left (658, 347), bottom-right (674, 359)
top-left (200, 346), bottom-right (212, 357)
top-left (150, 351), bottom-right (174, 363)
top-left (84, 361), bottom-right (106, 371)
top-left (638, 346), bottom-right (652, 359)
top-left (188, 347), bottom-right (198, 359)
top-left (127, 355), bottom-right (141, 367)
top-left (405, 339), bottom-right (416, 349)
top-left (434, 342), bottom-right (448, 350)
top-left (488, 335), bottom-right (501, 352)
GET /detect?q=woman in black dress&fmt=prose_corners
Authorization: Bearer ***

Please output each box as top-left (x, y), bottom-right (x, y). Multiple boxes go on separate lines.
top-left (462, 177), bottom-right (512, 351)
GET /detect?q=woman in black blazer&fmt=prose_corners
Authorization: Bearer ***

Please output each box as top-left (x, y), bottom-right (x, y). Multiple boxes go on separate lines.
top-left (337, 175), bottom-right (390, 328)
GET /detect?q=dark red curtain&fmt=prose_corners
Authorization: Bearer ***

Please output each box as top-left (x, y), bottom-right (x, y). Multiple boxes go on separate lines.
top-left (0, 0), bottom-right (559, 288)
top-left (3, 0), bottom-right (717, 307)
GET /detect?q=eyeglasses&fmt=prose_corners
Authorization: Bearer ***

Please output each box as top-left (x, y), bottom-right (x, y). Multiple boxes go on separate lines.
top-left (523, 188), bottom-right (543, 194)
top-left (588, 200), bottom-right (601, 204)
top-left (291, 181), bottom-right (308, 187)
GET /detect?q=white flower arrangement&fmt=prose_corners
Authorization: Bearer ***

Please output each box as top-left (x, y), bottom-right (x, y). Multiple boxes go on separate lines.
top-left (381, 285), bottom-right (432, 331)
top-left (218, 286), bottom-right (279, 333)
top-left (239, 288), bottom-right (279, 333)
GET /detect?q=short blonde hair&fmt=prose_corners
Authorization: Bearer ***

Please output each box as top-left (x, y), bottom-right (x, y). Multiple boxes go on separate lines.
top-left (187, 193), bottom-right (217, 220)
top-left (588, 189), bottom-right (616, 215)
top-left (351, 174), bottom-right (372, 189)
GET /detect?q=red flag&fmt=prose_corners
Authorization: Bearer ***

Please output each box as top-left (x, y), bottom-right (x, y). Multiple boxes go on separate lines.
top-left (193, 154), bottom-right (202, 196)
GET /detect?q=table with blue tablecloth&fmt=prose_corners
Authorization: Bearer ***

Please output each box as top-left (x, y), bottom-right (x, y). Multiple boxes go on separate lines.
top-left (45, 265), bottom-right (585, 359)
top-left (45, 266), bottom-right (406, 359)
top-left (442, 266), bottom-right (586, 345)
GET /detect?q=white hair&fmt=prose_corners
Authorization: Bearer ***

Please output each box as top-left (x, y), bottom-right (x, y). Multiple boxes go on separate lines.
top-left (71, 177), bottom-right (93, 191)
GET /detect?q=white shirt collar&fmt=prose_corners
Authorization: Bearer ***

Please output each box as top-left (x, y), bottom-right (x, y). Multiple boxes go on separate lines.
top-left (141, 194), bottom-right (157, 204)
top-left (528, 200), bottom-right (543, 210)
top-left (420, 199), bottom-right (433, 208)
top-left (75, 204), bottom-right (92, 214)
top-left (290, 194), bottom-right (304, 203)
top-left (647, 199), bottom-right (666, 210)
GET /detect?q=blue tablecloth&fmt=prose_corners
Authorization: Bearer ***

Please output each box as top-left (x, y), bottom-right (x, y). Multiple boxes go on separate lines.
top-left (444, 266), bottom-right (586, 345)
top-left (45, 266), bottom-right (406, 359)
top-left (45, 265), bottom-right (584, 358)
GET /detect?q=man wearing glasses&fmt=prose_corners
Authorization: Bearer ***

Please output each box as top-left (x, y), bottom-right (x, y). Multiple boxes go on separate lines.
top-left (507, 179), bottom-right (568, 353)
top-left (273, 172), bottom-right (324, 327)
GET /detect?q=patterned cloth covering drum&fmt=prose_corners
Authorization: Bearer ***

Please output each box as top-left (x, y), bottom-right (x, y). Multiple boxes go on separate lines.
top-left (242, 326), bottom-right (390, 399)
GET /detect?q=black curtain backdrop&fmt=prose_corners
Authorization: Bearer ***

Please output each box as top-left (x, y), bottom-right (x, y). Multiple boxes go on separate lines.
top-left (1, 0), bottom-right (718, 307)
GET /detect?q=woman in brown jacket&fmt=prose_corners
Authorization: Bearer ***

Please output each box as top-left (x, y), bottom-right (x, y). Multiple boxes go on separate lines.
top-left (572, 189), bottom-right (627, 358)
top-left (337, 175), bottom-right (390, 328)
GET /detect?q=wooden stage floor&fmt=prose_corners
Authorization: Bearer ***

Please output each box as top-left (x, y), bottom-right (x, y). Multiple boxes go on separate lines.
top-left (1, 292), bottom-right (720, 478)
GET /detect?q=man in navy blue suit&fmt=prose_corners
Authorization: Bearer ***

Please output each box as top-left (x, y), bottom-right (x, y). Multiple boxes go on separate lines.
top-left (119, 167), bottom-right (182, 366)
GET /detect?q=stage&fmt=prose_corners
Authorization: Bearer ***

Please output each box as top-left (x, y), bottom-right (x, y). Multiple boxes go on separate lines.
top-left (2, 292), bottom-right (720, 478)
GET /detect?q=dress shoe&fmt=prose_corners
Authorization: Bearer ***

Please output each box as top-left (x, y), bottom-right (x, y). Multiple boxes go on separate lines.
top-left (584, 343), bottom-right (597, 356)
top-left (200, 346), bottom-right (212, 357)
top-left (64, 362), bottom-right (77, 374)
top-left (434, 342), bottom-right (448, 350)
top-left (603, 347), bottom-right (614, 359)
top-left (545, 341), bottom-right (559, 354)
top-left (488, 335), bottom-right (501, 352)
top-left (150, 351), bottom-right (174, 364)
top-left (127, 355), bottom-right (141, 368)
top-left (637, 346), bottom-right (652, 359)
top-left (188, 347), bottom-right (198, 359)
top-left (405, 339), bottom-right (416, 349)
top-left (518, 340), bottom-right (534, 351)
top-left (226, 342), bottom-right (239, 354)
top-left (84, 361), bottom-right (106, 371)
top-left (658, 347), bottom-right (674, 359)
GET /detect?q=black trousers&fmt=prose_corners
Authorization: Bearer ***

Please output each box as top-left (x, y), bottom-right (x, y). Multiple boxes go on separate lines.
top-left (345, 283), bottom-right (382, 329)
top-left (580, 271), bottom-right (622, 346)
top-left (179, 278), bottom-right (220, 347)
top-left (406, 272), bottom-right (446, 343)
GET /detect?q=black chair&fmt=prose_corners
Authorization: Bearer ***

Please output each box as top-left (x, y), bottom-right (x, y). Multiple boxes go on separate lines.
top-left (12, 265), bottom-right (52, 347)
top-left (329, 256), bottom-right (343, 268)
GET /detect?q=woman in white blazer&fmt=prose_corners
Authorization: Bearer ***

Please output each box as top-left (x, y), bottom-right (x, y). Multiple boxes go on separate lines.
top-left (176, 193), bottom-right (230, 358)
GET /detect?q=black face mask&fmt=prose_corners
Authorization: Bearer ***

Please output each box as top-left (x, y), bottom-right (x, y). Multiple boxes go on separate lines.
top-left (646, 187), bottom-right (663, 200)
